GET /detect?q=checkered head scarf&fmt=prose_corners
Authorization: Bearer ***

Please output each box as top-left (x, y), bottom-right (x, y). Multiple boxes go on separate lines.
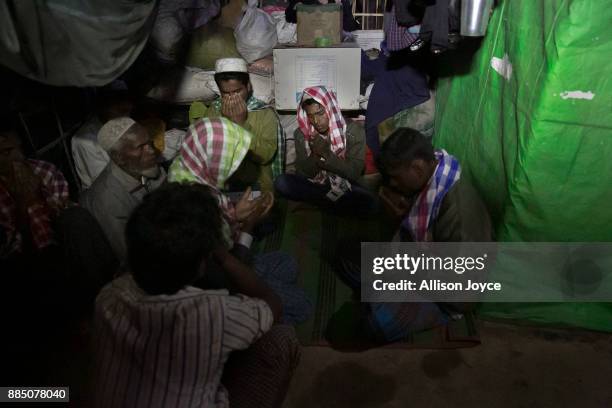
top-left (296, 86), bottom-right (352, 198)
top-left (297, 86), bottom-right (347, 160)
top-left (169, 117), bottom-right (252, 245)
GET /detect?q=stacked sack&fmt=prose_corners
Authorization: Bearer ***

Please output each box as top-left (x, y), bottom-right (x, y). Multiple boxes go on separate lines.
top-left (149, 0), bottom-right (287, 105)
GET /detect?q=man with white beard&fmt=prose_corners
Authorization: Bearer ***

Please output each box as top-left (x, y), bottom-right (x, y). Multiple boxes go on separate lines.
top-left (81, 117), bottom-right (165, 260)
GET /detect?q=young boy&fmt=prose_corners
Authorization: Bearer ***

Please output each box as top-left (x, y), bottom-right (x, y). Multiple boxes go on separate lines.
top-left (93, 183), bottom-right (299, 407)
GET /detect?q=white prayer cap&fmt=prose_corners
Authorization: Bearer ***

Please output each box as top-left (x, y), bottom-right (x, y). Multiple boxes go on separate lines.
top-left (97, 117), bottom-right (136, 152)
top-left (215, 58), bottom-right (248, 73)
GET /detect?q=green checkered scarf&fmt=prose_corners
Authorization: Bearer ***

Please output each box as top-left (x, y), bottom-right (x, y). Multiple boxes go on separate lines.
top-left (168, 117), bottom-right (253, 247)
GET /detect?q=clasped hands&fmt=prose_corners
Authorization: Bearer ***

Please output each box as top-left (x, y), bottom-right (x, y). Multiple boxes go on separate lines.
top-left (309, 135), bottom-right (332, 162)
top-left (221, 94), bottom-right (248, 125)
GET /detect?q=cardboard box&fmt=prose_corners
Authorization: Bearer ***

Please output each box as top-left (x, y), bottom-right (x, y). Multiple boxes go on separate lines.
top-left (273, 43), bottom-right (361, 110)
top-left (297, 4), bottom-right (342, 46)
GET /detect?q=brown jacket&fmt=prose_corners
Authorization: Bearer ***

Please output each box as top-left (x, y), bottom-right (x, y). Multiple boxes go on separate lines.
top-left (430, 176), bottom-right (493, 242)
top-left (294, 121), bottom-right (365, 184)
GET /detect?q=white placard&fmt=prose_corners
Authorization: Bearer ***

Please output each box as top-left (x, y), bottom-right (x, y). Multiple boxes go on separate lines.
top-left (295, 56), bottom-right (338, 102)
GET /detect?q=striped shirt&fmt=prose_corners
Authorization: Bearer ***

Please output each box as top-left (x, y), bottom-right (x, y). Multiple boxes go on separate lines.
top-left (93, 274), bottom-right (273, 408)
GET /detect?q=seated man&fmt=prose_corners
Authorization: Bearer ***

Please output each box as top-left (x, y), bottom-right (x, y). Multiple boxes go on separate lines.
top-left (334, 128), bottom-right (492, 343)
top-left (71, 90), bottom-right (133, 190)
top-left (93, 183), bottom-right (300, 408)
top-left (1, 119), bottom-right (116, 307)
top-left (377, 128), bottom-right (492, 242)
top-left (72, 91), bottom-right (186, 190)
top-left (81, 117), bottom-right (165, 261)
top-left (0, 122), bottom-right (70, 259)
top-left (170, 117), bottom-right (313, 325)
top-left (274, 86), bottom-right (377, 214)
top-left (189, 58), bottom-right (282, 192)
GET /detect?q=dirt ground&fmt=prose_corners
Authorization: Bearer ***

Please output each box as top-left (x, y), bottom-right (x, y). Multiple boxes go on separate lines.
top-left (4, 306), bottom-right (612, 407)
top-left (284, 321), bottom-right (612, 408)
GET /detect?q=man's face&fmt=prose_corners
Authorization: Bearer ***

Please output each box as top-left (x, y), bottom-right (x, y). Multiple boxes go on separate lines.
top-left (304, 102), bottom-right (330, 135)
top-left (218, 79), bottom-right (250, 102)
top-left (117, 125), bottom-right (160, 178)
top-left (385, 161), bottom-right (430, 197)
top-left (0, 131), bottom-right (24, 175)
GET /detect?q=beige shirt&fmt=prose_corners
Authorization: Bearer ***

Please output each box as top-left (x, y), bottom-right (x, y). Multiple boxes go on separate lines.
top-left (80, 162), bottom-right (166, 260)
top-left (93, 274), bottom-right (273, 408)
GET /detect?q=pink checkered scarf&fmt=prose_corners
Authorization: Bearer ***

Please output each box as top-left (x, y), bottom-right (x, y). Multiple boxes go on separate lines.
top-left (297, 86), bottom-right (349, 186)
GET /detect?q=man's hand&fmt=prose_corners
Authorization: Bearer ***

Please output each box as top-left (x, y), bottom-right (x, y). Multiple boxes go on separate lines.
top-left (310, 135), bottom-right (331, 160)
top-left (241, 192), bottom-right (274, 233)
top-left (379, 186), bottom-right (411, 220)
top-left (221, 94), bottom-right (248, 125)
top-left (234, 187), bottom-right (258, 221)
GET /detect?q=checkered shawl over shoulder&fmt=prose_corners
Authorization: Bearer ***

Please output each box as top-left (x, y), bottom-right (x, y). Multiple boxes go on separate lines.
top-left (401, 149), bottom-right (461, 241)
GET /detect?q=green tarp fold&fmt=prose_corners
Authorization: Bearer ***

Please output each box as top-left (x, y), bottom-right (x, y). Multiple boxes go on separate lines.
top-left (434, 0), bottom-right (612, 331)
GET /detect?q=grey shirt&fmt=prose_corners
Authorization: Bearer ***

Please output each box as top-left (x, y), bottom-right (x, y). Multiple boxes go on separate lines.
top-left (80, 162), bottom-right (166, 260)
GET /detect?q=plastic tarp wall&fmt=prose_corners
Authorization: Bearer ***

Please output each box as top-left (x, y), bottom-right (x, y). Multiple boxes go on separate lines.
top-left (434, 1), bottom-right (612, 331)
top-left (0, 0), bottom-right (156, 86)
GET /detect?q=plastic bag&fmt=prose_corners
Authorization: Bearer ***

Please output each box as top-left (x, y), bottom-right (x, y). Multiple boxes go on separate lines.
top-left (269, 10), bottom-right (297, 44)
top-left (234, 0), bottom-right (278, 63)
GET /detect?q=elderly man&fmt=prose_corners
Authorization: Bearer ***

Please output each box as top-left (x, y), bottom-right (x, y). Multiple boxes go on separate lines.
top-left (71, 91), bottom-right (134, 190)
top-left (189, 58), bottom-right (283, 192)
top-left (93, 183), bottom-right (300, 408)
top-left (81, 117), bottom-right (165, 260)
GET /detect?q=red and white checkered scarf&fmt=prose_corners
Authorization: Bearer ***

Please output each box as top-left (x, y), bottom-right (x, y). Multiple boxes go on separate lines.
top-left (297, 86), bottom-right (347, 158)
top-left (297, 86), bottom-right (351, 191)
top-left (0, 159), bottom-right (69, 257)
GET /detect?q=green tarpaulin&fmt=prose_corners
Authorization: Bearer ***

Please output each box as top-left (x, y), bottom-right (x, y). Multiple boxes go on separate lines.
top-left (434, 0), bottom-right (612, 331)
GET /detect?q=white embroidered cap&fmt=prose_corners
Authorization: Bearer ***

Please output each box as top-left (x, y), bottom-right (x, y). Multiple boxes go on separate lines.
top-left (215, 58), bottom-right (248, 73)
top-left (97, 117), bottom-right (136, 152)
